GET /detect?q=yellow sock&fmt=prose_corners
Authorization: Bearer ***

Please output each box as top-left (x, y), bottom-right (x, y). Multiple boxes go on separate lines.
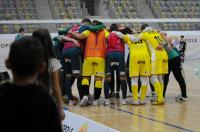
top-left (153, 81), bottom-right (163, 102)
top-left (140, 85), bottom-right (148, 101)
top-left (160, 83), bottom-right (164, 97)
top-left (131, 85), bottom-right (138, 101)
top-left (82, 78), bottom-right (89, 86)
top-left (95, 80), bottom-right (102, 88)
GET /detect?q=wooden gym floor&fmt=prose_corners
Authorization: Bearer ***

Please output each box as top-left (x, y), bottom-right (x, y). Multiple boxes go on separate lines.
top-left (65, 60), bottom-right (200, 132)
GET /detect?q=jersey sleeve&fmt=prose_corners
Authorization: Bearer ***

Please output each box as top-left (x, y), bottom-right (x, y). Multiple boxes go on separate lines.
top-left (104, 29), bottom-right (110, 39)
top-left (123, 34), bottom-right (130, 44)
top-left (139, 32), bottom-right (146, 40)
top-left (82, 30), bottom-right (91, 38)
top-left (49, 58), bottom-right (62, 73)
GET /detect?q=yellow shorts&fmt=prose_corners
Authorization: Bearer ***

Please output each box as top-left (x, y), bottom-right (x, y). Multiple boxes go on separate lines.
top-left (129, 54), bottom-right (151, 77)
top-left (151, 51), bottom-right (168, 75)
top-left (82, 57), bottom-right (105, 77)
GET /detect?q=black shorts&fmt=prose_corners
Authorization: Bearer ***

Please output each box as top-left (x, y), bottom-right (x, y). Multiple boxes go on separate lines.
top-left (105, 52), bottom-right (125, 77)
top-left (62, 48), bottom-right (82, 76)
top-left (126, 53), bottom-right (130, 75)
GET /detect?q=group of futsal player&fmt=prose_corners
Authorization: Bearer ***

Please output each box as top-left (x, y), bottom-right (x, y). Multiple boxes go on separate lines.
top-left (53, 18), bottom-right (188, 107)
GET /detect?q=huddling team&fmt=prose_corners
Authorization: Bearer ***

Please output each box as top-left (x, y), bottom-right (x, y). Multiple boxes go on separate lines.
top-left (53, 18), bottom-right (188, 107)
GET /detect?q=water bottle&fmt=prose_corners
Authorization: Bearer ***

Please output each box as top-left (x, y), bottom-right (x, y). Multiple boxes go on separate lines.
top-left (194, 68), bottom-right (200, 80)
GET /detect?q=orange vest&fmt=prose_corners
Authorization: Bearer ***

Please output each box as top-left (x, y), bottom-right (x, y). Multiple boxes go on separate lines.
top-left (84, 30), bottom-right (106, 58)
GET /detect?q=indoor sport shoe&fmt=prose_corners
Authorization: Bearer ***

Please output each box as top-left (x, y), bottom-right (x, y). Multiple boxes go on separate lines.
top-left (139, 100), bottom-right (146, 105)
top-left (132, 100), bottom-right (139, 105)
top-left (68, 100), bottom-right (74, 106)
top-left (104, 99), bottom-right (110, 106)
top-left (151, 100), bottom-right (165, 105)
top-left (121, 99), bottom-right (128, 105)
top-left (88, 94), bottom-right (94, 104)
top-left (150, 91), bottom-right (157, 102)
top-left (93, 99), bottom-right (101, 106)
top-left (175, 95), bottom-right (188, 102)
top-left (80, 96), bottom-right (88, 107)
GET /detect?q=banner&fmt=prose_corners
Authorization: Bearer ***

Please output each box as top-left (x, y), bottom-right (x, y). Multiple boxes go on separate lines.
top-left (62, 110), bottom-right (119, 132)
top-left (0, 31), bottom-right (200, 73)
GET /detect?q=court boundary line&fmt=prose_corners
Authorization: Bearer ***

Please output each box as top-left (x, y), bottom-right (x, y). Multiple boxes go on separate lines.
top-left (110, 106), bottom-right (194, 132)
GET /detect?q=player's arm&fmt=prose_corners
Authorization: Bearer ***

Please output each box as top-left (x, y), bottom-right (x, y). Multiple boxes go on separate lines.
top-left (61, 36), bottom-right (80, 47)
top-left (114, 32), bottom-right (138, 45)
top-left (90, 24), bottom-right (105, 31)
top-left (104, 29), bottom-right (110, 39)
top-left (79, 24), bottom-right (105, 32)
top-left (160, 32), bottom-right (172, 50)
top-left (68, 30), bottom-right (88, 40)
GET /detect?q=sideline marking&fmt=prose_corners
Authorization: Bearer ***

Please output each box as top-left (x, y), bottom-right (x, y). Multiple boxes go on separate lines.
top-left (110, 106), bottom-right (194, 132)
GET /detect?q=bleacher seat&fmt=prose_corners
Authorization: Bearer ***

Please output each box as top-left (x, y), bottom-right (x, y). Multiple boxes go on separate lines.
top-left (148, 0), bottom-right (200, 30)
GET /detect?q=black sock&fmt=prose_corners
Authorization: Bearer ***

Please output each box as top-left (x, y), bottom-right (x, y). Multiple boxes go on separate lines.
top-left (82, 85), bottom-right (89, 97)
top-left (77, 76), bottom-right (83, 99)
top-left (65, 79), bottom-right (73, 100)
top-left (104, 80), bottom-right (110, 99)
top-left (127, 76), bottom-right (132, 93)
top-left (94, 88), bottom-right (102, 100)
top-left (120, 80), bottom-right (127, 99)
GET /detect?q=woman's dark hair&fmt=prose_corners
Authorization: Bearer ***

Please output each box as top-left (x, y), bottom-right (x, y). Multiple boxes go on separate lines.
top-left (81, 18), bottom-right (91, 24)
top-left (9, 36), bottom-right (44, 77)
top-left (19, 27), bottom-right (24, 33)
top-left (92, 20), bottom-right (103, 26)
top-left (120, 27), bottom-right (133, 34)
top-left (110, 23), bottom-right (118, 31)
top-left (140, 23), bottom-right (149, 31)
top-left (32, 28), bottom-right (56, 58)
top-left (32, 28), bottom-right (55, 90)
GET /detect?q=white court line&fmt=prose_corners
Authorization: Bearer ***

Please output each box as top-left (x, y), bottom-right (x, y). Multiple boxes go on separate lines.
top-left (167, 90), bottom-right (200, 97)
top-left (83, 113), bottom-right (128, 117)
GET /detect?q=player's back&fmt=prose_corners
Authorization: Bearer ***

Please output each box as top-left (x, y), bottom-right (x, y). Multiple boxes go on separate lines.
top-left (140, 31), bottom-right (164, 50)
top-left (124, 34), bottom-right (149, 56)
top-left (140, 31), bottom-right (168, 60)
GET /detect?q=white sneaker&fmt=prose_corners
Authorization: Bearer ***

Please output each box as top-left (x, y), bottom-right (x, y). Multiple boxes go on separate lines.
top-left (104, 99), bottom-right (110, 106)
top-left (127, 91), bottom-right (132, 97)
top-left (139, 100), bottom-right (146, 105)
top-left (121, 99), bottom-right (128, 105)
top-left (93, 100), bottom-right (101, 106)
top-left (132, 100), bottom-right (139, 105)
top-left (175, 95), bottom-right (188, 102)
top-left (80, 96), bottom-right (88, 107)
top-left (88, 94), bottom-right (94, 103)
top-left (68, 100), bottom-right (74, 106)
top-left (151, 91), bottom-right (157, 102)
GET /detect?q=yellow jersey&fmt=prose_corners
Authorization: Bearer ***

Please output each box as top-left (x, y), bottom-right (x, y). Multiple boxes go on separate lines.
top-left (123, 34), bottom-right (149, 57)
top-left (139, 31), bottom-right (165, 49)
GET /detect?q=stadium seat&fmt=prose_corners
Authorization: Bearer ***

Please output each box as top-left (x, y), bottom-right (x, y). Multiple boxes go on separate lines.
top-left (149, 0), bottom-right (200, 30)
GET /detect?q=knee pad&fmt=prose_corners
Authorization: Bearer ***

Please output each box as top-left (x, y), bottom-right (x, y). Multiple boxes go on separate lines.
top-left (131, 77), bottom-right (138, 86)
top-left (95, 80), bottom-right (102, 88)
top-left (140, 77), bottom-right (148, 86)
top-left (82, 78), bottom-right (89, 86)
top-left (150, 75), bottom-right (159, 84)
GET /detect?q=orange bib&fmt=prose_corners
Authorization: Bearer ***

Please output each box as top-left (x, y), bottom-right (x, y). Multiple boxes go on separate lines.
top-left (84, 30), bottom-right (106, 58)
